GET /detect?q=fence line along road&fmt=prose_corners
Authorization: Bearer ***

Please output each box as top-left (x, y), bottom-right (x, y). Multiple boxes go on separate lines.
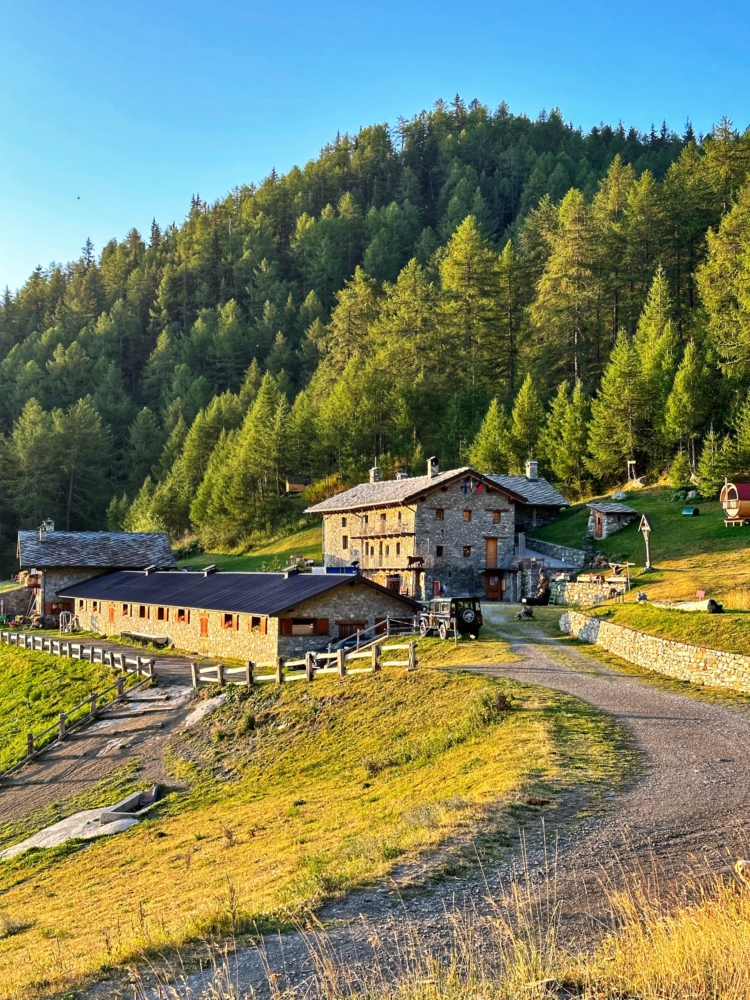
top-left (0, 629), bottom-right (155, 675)
top-left (191, 640), bottom-right (418, 689)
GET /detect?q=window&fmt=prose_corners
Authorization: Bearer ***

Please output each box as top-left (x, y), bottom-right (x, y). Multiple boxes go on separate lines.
top-left (463, 510), bottom-right (472, 522)
top-left (139, 605), bottom-right (148, 619)
top-left (291, 618), bottom-right (316, 636)
top-left (436, 545), bottom-right (444, 557)
top-left (492, 510), bottom-right (501, 524)
top-left (385, 545), bottom-right (390, 557)
top-left (222, 613), bottom-right (237, 630)
top-left (379, 512), bottom-right (386, 521)
top-left (341, 516), bottom-right (347, 527)
top-left (370, 545), bottom-right (375, 556)
top-left (463, 546), bottom-right (471, 557)
top-left (176, 608), bottom-right (189, 624)
top-left (157, 607), bottom-right (168, 621)
top-left (435, 508), bottom-right (444, 520)
top-left (250, 615), bottom-right (261, 631)
top-left (78, 599), bottom-right (85, 610)
top-left (364, 514), bottom-right (369, 524)
top-left (122, 603), bottom-right (130, 616)
top-left (91, 601), bottom-right (99, 612)
top-left (397, 510), bottom-right (402, 522)
top-left (396, 542), bottom-right (401, 555)
top-left (342, 535), bottom-right (348, 550)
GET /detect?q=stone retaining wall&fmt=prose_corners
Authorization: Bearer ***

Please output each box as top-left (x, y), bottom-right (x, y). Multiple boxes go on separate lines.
top-left (553, 580), bottom-right (628, 605)
top-left (525, 538), bottom-right (586, 567)
top-left (560, 609), bottom-right (750, 694)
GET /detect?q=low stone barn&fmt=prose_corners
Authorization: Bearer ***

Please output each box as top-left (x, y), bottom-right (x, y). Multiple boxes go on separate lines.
top-left (58, 569), bottom-right (419, 661)
top-left (17, 524), bottom-right (177, 617)
top-left (489, 460), bottom-right (569, 531)
top-left (586, 502), bottom-right (638, 540)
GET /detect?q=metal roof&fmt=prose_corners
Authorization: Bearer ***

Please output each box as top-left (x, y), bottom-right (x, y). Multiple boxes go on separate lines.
top-left (58, 570), bottom-right (419, 616)
top-left (18, 531), bottom-right (177, 570)
top-left (486, 474), bottom-right (569, 508)
top-left (305, 467), bottom-right (526, 514)
top-left (586, 502), bottom-right (638, 515)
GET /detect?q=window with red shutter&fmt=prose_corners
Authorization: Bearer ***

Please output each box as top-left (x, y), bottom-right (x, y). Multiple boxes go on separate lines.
top-left (315, 618), bottom-right (329, 636)
top-left (279, 618), bottom-right (293, 636)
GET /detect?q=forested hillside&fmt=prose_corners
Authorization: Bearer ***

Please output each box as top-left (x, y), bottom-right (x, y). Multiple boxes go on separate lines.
top-left (2, 97), bottom-right (750, 566)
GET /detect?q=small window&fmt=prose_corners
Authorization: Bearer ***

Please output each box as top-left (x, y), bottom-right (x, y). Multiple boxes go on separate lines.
top-left (342, 535), bottom-right (348, 550)
top-left (364, 514), bottom-right (369, 524)
top-left (385, 545), bottom-right (390, 557)
top-left (396, 542), bottom-right (401, 555)
top-left (463, 546), bottom-right (471, 557)
top-left (176, 608), bottom-right (189, 624)
top-left (223, 613), bottom-right (236, 630)
top-left (435, 508), bottom-right (444, 521)
top-left (122, 603), bottom-right (129, 616)
top-left (157, 606), bottom-right (168, 621)
top-left (380, 512), bottom-right (387, 521)
top-left (436, 545), bottom-right (444, 557)
top-left (492, 510), bottom-right (501, 524)
top-left (91, 601), bottom-right (99, 612)
top-left (78, 599), bottom-right (85, 610)
top-left (139, 605), bottom-right (148, 619)
top-left (292, 618), bottom-right (316, 636)
top-left (341, 516), bottom-right (347, 527)
top-left (250, 615), bottom-right (261, 631)
top-left (397, 510), bottom-right (402, 521)
top-left (463, 510), bottom-right (472, 522)
top-left (370, 545), bottom-right (375, 556)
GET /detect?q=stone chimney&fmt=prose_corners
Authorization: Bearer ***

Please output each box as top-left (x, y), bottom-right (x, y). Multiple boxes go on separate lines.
top-left (39, 518), bottom-right (54, 542)
top-left (525, 459), bottom-right (538, 481)
top-left (395, 471), bottom-right (409, 480)
top-left (428, 457), bottom-right (439, 478)
top-left (369, 466), bottom-right (381, 484)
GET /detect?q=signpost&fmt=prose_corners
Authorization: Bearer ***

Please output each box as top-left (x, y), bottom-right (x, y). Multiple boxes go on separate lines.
top-left (638, 513), bottom-right (654, 572)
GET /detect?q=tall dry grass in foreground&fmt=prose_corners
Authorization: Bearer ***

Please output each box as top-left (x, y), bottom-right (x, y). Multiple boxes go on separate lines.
top-left (127, 860), bottom-right (750, 1000)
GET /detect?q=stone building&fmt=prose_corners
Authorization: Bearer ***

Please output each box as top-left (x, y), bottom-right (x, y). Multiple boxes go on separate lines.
top-left (17, 523), bottom-right (177, 617)
top-left (586, 502), bottom-right (638, 539)
top-left (59, 568), bottom-right (418, 661)
top-left (306, 461), bottom-right (569, 602)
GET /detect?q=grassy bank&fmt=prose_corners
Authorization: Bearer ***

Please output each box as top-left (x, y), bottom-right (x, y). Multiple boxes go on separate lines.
top-left (0, 668), bottom-right (629, 997)
top-left (587, 602), bottom-right (750, 657)
top-left (0, 647), bottom-right (114, 771)
top-left (178, 525), bottom-right (322, 572)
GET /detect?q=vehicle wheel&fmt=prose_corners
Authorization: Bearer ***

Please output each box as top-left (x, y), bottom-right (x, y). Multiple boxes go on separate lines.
top-left (438, 622), bottom-right (447, 640)
top-left (419, 619), bottom-right (428, 637)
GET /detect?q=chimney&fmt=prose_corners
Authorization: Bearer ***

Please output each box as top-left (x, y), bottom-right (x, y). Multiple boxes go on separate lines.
top-left (525, 459), bottom-right (538, 481)
top-left (395, 471), bottom-right (409, 480)
top-left (369, 466), bottom-right (381, 484)
top-left (428, 457), bottom-right (439, 478)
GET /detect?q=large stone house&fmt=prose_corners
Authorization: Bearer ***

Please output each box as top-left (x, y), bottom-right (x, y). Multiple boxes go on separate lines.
top-left (59, 568), bottom-right (419, 660)
top-left (17, 522), bottom-right (177, 617)
top-left (306, 460), bottom-right (569, 601)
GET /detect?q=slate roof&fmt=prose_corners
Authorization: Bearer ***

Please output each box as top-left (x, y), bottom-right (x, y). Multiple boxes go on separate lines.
top-left (58, 570), bottom-right (419, 616)
top-left (486, 474), bottom-right (569, 508)
top-left (18, 531), bottom-right (177, 570)
top-left (305, 467), bottom-right (526, 514)
top-left (586, 502), bottom-right (638, 515)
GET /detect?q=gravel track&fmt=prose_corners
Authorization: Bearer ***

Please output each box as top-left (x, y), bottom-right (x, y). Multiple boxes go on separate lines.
top-left (78, 610), bottom-right (750, 997)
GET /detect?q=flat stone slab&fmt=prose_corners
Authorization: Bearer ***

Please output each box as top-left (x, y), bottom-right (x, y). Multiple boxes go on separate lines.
top-left (183, 693), bottom-right (226, 728)
top-left (0, 808), bottom-right (138, 859)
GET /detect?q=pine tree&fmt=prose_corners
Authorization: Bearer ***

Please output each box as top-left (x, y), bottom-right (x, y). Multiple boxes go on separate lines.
top-left (509, 375), bottom-right (545, 473)
top-left (467, 398), bottom-right (510, 473)
top-left (634, 266), bottom-right (679, 459)
top-left (587, 332), bottom-right (647, 481)
top-left (669, 449), bottom-right (692, 489)
top-left (559, 382), bottom-right (591, 497)
top-left (664, 340), bottom-right (710, 469)
top-left (697, 426), bottom-right (733, 497)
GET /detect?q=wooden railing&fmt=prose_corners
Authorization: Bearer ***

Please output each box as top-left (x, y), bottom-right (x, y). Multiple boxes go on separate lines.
top-left (0, 630), bottom-right (155, 676)
top-left (191, 639), bottom-right (418, 689)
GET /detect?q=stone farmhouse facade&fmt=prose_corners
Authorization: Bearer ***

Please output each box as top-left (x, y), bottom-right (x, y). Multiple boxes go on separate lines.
top-left (60, 569), bottom-right (418, 661)
top-left (306, 461), bottom-right (569, 602)
top-left (17, 523), bottom-right (176, 617)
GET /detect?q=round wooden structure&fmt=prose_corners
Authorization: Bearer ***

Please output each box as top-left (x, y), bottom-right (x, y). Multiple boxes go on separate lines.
top-left (720, 482), bottom-right (750, 520)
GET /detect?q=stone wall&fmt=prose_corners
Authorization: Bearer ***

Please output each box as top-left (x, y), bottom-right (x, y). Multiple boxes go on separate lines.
top-left (41, 568), bottom-right (110, 612)
top-left (0, 586), bottom-right (33, 616)
top-left (552, 579), bottom-right (628, 605)
top-left (560, 609), bottom-right (750, 694)
top-left (525, 538), bottom-right (586, 567)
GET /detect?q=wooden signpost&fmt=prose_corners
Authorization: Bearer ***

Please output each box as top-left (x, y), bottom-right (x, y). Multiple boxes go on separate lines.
top-left (638, 513), bottom-right (654, 571)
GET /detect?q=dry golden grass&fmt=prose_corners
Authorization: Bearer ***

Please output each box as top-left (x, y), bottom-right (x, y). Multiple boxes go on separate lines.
top-left (0, 668), bottom-right (625, 998)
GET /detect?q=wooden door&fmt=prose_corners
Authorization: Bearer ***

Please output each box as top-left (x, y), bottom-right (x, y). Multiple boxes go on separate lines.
top-left (594, 511), bottom-right (603, 539)
top-left (200, 616), bottom-right (209, 638)
top-left (486, 573), bottom-right (501, 601)
top-left (108, 606), bottom-right (115, 624)
top-left (485, 537), bottom-right (498, 567)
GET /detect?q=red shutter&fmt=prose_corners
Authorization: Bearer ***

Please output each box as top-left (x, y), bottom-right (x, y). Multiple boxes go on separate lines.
top-left (315, 618), bottom-right (329, 636)
top-left (279, 618), bottom-right (293, 636)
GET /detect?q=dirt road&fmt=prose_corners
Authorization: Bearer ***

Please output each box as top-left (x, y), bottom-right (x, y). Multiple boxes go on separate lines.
top-left (111, 606), bottom-right (750, 999)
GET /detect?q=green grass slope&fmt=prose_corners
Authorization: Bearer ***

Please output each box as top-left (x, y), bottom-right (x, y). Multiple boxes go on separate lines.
top-left (178, 525), bottom-right (322, 572)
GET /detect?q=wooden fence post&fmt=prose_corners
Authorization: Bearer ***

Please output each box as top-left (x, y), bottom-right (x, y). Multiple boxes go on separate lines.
top-left (371, 644), bottom-right (381, 672)
top-left (26, 733), bottom-right (34, 758)
top-left (147, 658), bottom-right (155, 678)
top-left (58, 713), bottom-right (66, 739)
top-left (190, 662), bottom-right (198, 689)
top-left (276, 657), bottom-right (285, 684)
top-left (305, 651), bottom-right (314, 682)
top-left (245, 661), bottom-right (254, 686)
top-left (89, 692), bottom-right (97, 716)
top-left (217, 663), bottom-right (225, 686)
top-left (337, 648), bottom-right (347, 677)
top-left (407, 641), bottom-right (418, 671)
top-left (116, 676), bottom-right (124, 698)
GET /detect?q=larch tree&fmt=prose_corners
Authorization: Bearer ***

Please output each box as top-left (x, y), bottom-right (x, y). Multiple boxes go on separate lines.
top-left (508, 374), bottom-right (545, 473)
top-left (467, 398), bottom-right (510, 473)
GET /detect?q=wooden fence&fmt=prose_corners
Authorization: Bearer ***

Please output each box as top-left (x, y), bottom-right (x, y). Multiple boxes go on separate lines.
top-left (191, 640), bottom-right (418, 688)
top-left (0, 630), bottom-right (155, 676)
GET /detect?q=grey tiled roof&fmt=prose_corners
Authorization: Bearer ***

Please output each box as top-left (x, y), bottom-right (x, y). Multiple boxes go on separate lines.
top-left (59, 570), bottom-right (419, 615)
top-left (305, 467), bottom-right (527, 514)
top-left (487, 475), bottom-right (569, 508)
top-left (18, 531), bottom-right (177, 570)
top-left (586, 502), bottom-right (637, 515)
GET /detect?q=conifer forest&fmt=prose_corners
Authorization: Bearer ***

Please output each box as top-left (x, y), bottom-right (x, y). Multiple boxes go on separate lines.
top-left (2, 98), bottom-right (750, 566)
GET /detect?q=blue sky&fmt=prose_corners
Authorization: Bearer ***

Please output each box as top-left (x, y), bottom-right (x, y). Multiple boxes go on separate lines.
top-left (1, 0), bottom-right (749, 292)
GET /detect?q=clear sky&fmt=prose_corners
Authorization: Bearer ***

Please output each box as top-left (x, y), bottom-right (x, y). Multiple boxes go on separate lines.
top-left (1, 0), bottom-right (749, 292)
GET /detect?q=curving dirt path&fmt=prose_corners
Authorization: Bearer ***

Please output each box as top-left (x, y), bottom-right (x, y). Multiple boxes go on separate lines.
top-left (87, 609), bottom-right (750, 998)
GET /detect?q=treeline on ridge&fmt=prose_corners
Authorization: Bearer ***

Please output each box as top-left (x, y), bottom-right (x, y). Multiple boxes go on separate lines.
top-left (0, 98), bottom-right (749, 564)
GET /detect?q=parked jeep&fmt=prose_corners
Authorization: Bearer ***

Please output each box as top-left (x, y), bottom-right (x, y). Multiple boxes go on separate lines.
top-left (418, 596), bottom-right (483, 639)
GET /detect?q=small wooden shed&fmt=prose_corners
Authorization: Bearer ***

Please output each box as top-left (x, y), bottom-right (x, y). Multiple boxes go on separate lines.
top-left (720, 482), bottom-right (750, 525)
top-left (587, 502), bottom-right (638, 540)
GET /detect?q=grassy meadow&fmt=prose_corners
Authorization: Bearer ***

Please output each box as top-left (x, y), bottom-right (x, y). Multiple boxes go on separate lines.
top-left (178, 525), bottom-right (323, 572)
top-left (0, 666), bottom-right (630, 998)
top-left (0, 647), bottom-right (114, 771)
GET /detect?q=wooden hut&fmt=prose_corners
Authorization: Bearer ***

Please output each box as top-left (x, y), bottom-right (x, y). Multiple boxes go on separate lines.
top-left (720, 482), bottom-right (750, 526)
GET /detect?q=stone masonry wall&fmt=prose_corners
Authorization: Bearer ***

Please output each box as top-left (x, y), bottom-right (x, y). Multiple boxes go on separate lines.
top-left (553, 580), bottom-right (628, 605)
top-left (525, 538), bottom-right (586, 567)
top-left (560, 609), bottom-right (750, 694)
top-left (0, 586), bottom-right (33, 616)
